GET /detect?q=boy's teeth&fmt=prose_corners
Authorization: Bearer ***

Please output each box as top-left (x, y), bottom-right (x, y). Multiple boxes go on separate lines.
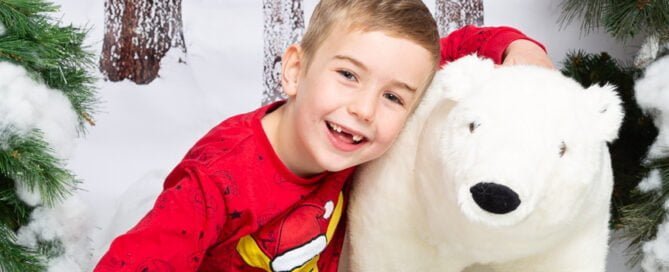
top-left (329, 122), bottom-right (342, 133)
top-left (328, 121), bottom-right (364, 143)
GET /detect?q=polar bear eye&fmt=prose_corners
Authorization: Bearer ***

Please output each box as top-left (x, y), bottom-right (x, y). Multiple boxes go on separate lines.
top-left (559, 141), bottom-right (567, 157)
top-left (469, 122), bottom-right (480, 133)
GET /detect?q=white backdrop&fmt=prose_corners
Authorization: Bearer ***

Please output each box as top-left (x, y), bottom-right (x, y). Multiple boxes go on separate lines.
top-left (54, 0), bottom-right (642, 270)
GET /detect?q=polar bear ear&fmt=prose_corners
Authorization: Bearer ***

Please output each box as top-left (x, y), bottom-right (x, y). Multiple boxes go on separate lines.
top-left (585, 84), bottom-right (624, 142)
top-left (434, 54), bottom-right (495, 102)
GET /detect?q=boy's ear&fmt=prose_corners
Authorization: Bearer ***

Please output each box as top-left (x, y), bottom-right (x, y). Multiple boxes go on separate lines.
top-left (281, 44), bottom-right (304, 97)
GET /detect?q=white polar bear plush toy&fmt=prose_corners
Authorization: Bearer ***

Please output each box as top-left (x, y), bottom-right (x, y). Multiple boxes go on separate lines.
top-left (346, 55), bottom-right (623, 272)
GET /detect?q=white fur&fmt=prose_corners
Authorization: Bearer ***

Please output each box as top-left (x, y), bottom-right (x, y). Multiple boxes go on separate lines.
top-left (348, 56), bottom-right (623, 272)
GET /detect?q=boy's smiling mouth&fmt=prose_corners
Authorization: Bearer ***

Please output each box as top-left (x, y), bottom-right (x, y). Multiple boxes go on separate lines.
top-left (325, 121), bottom-right (368, 151)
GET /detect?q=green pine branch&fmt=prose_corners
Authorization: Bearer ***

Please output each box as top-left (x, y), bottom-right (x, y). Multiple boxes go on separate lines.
top-left (559, 0), bottom-right (669, 41)
top-left (620, 156), bottom-right (669, 266)
top-left (0, 0), bottom-right (98, 130)
top-left (37, 239), bottom-right (64, 260)
top-left (0, 224), bottom-right (45, 272)
top-left (0, 0), bottom-right (58, 37)
top-left (0, 174), bottom-right (33, 231)
top-left (0, 130), bottom-right (77, 207)
top-left (559, 0), bottom-right (608, 34)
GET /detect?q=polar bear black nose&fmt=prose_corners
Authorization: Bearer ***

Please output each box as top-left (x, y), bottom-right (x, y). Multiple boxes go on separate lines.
top-left (470, 182), bottom-right (521, 214)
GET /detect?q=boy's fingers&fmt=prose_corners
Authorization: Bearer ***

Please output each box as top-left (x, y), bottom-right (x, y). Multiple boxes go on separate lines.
top-left (502, 39), bottom-right (555, 69)
top-left (503, 56), bottom-right (555, 69)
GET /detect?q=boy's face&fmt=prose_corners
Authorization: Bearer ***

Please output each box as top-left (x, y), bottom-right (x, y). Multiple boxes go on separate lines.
top-left (281, 26), bottom-right (434, 174)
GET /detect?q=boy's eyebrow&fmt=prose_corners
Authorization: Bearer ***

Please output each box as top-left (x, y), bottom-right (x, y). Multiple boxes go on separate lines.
top-left (334, 55), bottom-right (368, 72)
top-left (334, 55), bottom-right (417, 93)
top-left (390, 80), bottom-right (417, 93)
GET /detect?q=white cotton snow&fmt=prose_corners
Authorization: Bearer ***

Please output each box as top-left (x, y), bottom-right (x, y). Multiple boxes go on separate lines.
top-left (635, 56), bottom-right (669, 160)
top-left (638, 169), bottom-right (664, 193)
top-left (0, 21), bottom-right (6, 36)
top-left (15, 179), bottom-right (44, 207)
top-left (0, 62), bottom-right (79, 159)
top-left (640, 199), bottom-right (669, 272)
top-left (636, 35), bottom-right (662, 69)
top-left (47, 256), bottom-right (86, 272)
top-left (91, 169), bottom-right (165, 264)
top-left (15, 195), bottom-right (93, 272)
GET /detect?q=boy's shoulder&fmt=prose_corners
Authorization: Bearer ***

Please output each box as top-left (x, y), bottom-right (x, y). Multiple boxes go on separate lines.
top-left (186, 124), bottom-right (251, 164)
top-left (181, 102), bottom-right (284, 169)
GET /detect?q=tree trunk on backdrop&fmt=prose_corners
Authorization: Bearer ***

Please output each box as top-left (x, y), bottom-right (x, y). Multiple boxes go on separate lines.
top-left (262, 0), bottom-right (304, 105)
top-left (100, 0), bottom-right (186, 85)
top-left (435, 0), bottom-right (484, 36)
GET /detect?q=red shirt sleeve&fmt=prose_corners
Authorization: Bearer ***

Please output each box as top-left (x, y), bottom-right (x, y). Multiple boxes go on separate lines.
top-left (94, 163), bottom-right (226, 272)
top-left (439, 25), bottom-right (546, 66)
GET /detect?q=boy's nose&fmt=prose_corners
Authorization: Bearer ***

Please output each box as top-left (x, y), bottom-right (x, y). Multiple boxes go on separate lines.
top-left (348, 93), bottom-right (377, 123)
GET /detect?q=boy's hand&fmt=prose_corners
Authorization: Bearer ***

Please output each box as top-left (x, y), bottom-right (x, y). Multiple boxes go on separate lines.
top-left (501, 39), bottom-right (554, 69)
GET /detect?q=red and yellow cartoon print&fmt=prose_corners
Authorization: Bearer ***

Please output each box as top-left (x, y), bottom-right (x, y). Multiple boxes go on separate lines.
top-left (236, 193), bottom-right (344, 272)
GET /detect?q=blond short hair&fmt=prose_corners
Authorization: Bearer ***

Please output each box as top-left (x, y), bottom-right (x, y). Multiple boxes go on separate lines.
top-left (301, 0), bottom-right (440, 70)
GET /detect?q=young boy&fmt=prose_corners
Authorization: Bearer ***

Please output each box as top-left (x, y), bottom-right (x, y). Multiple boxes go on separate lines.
top-left (95, 1), bottom-right (551, 271)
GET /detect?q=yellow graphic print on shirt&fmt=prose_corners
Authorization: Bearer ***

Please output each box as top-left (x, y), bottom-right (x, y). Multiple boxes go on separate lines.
top-left (236, 192), bottom-right (344, 272)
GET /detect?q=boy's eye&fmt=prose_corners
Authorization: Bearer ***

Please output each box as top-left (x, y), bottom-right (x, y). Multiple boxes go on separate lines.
top-left (383, 92), bottom-right (404, 106)
top-left (337, 70), bottom-right (357, 82)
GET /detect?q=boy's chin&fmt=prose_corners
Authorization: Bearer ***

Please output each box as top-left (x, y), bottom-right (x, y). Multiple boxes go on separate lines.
top-left (317, 158), bottom-right (357, 173)
top-left (321, 157), bottom-right (373, 172)
top-left (314, 146), bottom-right (380, 172)
top-left (321, 164), bottom-right (351, 173)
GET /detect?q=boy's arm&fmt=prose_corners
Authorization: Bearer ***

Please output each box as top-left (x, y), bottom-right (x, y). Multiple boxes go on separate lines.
top-left (440, 25), bottom-right (552, 68)
top-left (94, 164), bottom-right (226, 272)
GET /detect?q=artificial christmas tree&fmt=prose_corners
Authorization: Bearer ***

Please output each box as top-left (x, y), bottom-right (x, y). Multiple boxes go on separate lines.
top-left (0, 0), bottom-right (96, 270)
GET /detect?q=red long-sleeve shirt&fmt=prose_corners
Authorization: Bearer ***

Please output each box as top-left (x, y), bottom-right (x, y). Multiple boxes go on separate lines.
top-left (94, 25), bottom-right (543, 272)
top-left (439, 25), bottom-right (545, 66)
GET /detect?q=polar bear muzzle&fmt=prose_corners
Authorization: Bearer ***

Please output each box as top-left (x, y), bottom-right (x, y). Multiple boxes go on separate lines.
top-left (469, 182), bottom-right (521, 214)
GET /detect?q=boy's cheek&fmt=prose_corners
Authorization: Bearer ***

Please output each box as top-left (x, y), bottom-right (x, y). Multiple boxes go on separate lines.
top-left (381, 115), bottom-right (410, 145)
top-left (407, 86), bottom-right (429, 112)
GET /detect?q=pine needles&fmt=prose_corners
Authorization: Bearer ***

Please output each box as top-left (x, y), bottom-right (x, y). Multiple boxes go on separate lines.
top-left (620, 157), bottom-right (669, 266)
top-left (0, 0), bottom-right (97, 130)
top-left (559, 0), bottom-right (669, 41)
top-left (0, 0), bottom-right (96, 270)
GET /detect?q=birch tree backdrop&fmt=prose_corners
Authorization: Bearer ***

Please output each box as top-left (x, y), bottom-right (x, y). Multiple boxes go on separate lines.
top-left (99, 0), bottom-right (186, 84)
top-left (435, 0), bottom-right (483, 36)
top-left (262, 0), bottom-right (304, 105)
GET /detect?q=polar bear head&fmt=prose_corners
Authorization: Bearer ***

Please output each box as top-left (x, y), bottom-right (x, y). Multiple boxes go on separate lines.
top-left (413, 56), bottom-right (623, 232)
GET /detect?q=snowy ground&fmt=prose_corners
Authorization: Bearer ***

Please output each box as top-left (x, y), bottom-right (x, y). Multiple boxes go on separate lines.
top-left (51, 0), bottom-right (642, 270)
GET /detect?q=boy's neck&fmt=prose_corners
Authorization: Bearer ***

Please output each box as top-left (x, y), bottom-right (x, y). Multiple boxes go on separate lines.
top-left (261, 102), bottom-right (325, 178)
